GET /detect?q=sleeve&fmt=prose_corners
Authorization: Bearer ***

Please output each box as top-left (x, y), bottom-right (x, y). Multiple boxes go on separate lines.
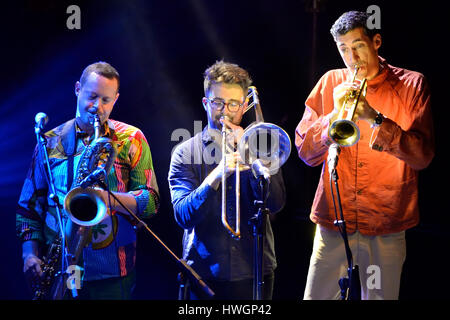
top-left (249, 167), bottom-right (286, 215)
top-left (168, 141), bottom-right (216, 229)
top-left (16, 146), bottom-right (48, 243)
top-left (127, 130), bottom-right (160, 218)
top-left (369, 74), bottom-right (435, 170)
top-left (295, 72), bottom-right (335, 167)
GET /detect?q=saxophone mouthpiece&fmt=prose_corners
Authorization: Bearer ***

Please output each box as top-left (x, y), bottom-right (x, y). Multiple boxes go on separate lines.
top-left (93, 114), bottom-right (101, 140)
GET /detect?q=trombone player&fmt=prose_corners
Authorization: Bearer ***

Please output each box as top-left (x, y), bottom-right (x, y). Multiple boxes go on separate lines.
top-left (168, 60), bottom-right (286, 299)
top-left (295, 11), bottom-right (434, 299)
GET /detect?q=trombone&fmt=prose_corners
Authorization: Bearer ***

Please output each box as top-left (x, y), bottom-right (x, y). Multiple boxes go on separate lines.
top-left (329, 65), bottom-right (368, 147)
top-left (221, 86), bottom-right (291, 239)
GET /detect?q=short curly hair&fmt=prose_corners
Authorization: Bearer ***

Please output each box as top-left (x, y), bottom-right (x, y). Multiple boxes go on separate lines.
top-left (80, 61), bottom-right (120, 90)
top-left (330, 11), bottom-right (380, 41)
top-left (203, 60), bottom-right (252, 96)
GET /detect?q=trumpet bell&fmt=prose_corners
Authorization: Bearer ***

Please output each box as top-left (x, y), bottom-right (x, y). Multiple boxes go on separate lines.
top-left (329, 119), bottom-right (360, 147)
top-left (328, 66), bottom-right (367, 147)
top-left (64, 187), bottom-right (107, 227)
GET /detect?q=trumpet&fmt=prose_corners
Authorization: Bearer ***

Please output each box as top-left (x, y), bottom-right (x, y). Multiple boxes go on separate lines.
top-left (329, 65), bottom-right (368, 147)
top-left (221, 86), bottom-right (291, 239)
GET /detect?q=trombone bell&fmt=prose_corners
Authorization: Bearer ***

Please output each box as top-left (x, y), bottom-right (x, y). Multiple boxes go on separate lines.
top-left (220, 86), bottom-right (291, 239)
top-left (238, 122), bottom-right (291, 176)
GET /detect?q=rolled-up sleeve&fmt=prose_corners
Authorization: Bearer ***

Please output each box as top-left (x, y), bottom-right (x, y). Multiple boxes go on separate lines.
top-left (295, 72), bottom-right (335, 167)
top-left (127, 130), bottom-right (160, 218)
top-left (369, 75), bottom-right (435, 170)
top-left (168, 141), bottom-right (216, 229)
top-left (16, 146), bottom-right (47, 243)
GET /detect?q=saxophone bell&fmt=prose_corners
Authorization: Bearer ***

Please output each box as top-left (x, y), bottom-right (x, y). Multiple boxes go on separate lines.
top-left (60, 116), bottom-right (116, 294)
top-left (328, 65), bottom-right (368, 147)
top-left (65, 186), bottom-right (108, 227)
top-left (30, 114), bottom-right (117, 300)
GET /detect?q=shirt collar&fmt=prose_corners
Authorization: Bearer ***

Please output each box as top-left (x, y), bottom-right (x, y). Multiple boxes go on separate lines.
top-left (75, 119), bottom-right (112, 139)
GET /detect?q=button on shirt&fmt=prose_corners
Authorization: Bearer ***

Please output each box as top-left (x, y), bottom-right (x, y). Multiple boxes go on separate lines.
top-left (168, 127), bottom-right (286, 281)
top-left (295, 57), bottom-right (434, 236)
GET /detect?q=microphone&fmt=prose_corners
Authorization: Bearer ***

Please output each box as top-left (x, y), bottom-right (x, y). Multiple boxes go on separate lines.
top-left (80, 168), bottom-right (106, 188)
top-left (327, 143), bottom-right (341, 176)
top-left (34, 112), bottom-right (49, 134)
top-left (252, 159), bottom-right (271, 181)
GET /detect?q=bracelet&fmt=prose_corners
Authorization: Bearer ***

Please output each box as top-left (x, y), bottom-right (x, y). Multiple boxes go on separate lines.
top-left (371, 112), bottom-right (384, 128)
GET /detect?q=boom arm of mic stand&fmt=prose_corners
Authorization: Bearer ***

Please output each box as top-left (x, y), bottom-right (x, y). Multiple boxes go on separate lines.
top-left (96, 181), bottom-right (215, 298)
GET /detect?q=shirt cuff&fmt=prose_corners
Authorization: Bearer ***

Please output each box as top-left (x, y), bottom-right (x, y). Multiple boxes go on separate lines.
top-left (369, 117), bottom-right (397, 152)
top-left (129, 189), bottom-right (149, 216)
top-left (17, 222), bottom-right (44, 243)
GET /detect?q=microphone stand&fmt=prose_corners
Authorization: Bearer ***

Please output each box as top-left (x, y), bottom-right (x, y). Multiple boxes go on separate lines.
top-left (34, 126), bottom-right (76, 299)
top-left (249, 176), bottom-right (270, 300)
top-left (96, 181), bottom-right (214, 299)
top-left (329, 158), bottom-right (361, 300)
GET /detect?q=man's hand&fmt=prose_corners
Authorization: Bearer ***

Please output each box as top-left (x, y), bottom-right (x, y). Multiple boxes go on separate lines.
top-left (23, 253), bottom-right (43, 277)
top-left (330, 81), bottom-right (378, 125)
top-left (22, 240), bottom-right (42, 276)
top-left (220, 117), bottom-right (244, 145)
top-left (205, 152), bottom-right (250, 190)
top-left (92, 187), bottom-right (138, 218)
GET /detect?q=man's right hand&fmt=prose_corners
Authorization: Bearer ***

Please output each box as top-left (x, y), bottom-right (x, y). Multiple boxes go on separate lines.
top-left (205, 152), bottom-right (250, 190)
top-left (23, 254), bottom-right (43, 277)
top-left (22, 240), bottom-right (43, 276)
top-left (330, 80), bottom-right (369, 125)
top-left (329, 82), bottom-right (353, 124)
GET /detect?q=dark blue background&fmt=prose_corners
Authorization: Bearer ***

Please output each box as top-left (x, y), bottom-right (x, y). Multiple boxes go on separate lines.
top-left (1, 0), bottom-right (447, 300)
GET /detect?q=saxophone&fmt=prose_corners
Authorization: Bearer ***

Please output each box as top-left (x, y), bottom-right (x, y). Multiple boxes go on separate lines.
top-left (30, 115), bottom-right (117, 299)
top-left (28, 238), bottom-right (62, 300)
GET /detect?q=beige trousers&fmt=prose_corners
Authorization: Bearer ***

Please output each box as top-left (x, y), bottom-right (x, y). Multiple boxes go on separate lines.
top-left (303, 225), bottom-right (406, 300)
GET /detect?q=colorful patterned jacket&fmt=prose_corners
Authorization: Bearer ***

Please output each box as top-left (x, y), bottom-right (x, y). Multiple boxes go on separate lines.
top-left (16, 118), bottom-right (159, 281)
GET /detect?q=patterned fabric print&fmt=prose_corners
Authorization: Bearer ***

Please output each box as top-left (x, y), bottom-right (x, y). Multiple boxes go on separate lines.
top-left (90, 215), bottom-right (119, 250)
top-left (118, 242), bottom-right (136, 277)
top-left (16, 118), bottom-right (159, 280)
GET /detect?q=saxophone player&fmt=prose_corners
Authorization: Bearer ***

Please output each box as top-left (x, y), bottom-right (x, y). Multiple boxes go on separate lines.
top-left (16, 62), bottom-right (160, 299)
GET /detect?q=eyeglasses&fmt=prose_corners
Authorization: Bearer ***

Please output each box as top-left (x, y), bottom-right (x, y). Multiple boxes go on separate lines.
top-left (207, 98), bottom-right (244, 112)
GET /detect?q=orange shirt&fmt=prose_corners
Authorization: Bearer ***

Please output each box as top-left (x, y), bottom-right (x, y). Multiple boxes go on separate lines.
top-left (295, 57), bottom-right (434, 235)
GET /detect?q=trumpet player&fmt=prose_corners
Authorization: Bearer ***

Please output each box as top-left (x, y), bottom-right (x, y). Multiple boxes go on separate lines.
top-left (168, 61), bottom-right (286, 299)
top-left (295, 11), bottom-right (434, 299)
top-left (16, 62), bottom-right (160, 299)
